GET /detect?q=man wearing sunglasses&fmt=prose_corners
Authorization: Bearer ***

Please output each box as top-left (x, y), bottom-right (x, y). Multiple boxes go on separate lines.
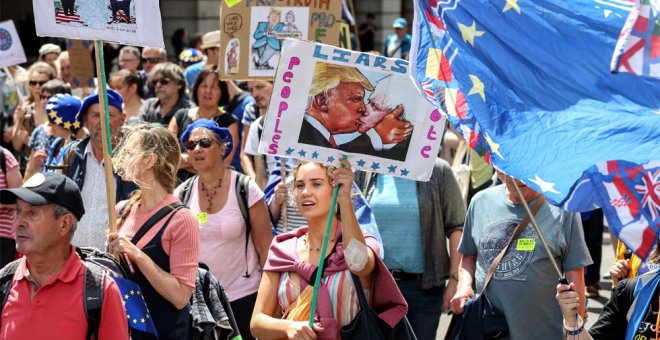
top-left (140, 47), bottom-right (167, 99)
top-left (139, 62), bottom-right (192, 127)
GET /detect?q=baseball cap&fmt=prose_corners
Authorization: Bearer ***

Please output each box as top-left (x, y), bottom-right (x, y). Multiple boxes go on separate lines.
top-left (393, 18), bottom-right (407, 29)
top-left (0, 173), bottom-right (85, 220)
top-left (77, 88), bottom-right (124, 123)
top-left (200, 30), bottom-right (221, 50)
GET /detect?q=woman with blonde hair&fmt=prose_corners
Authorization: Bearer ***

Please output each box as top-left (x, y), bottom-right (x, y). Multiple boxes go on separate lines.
top-left (250, 160), bottom-right (407, 339)
top-left (11, 62), bottom-right (56, 170)
top-left (108, 123), bottom-right (200, 339)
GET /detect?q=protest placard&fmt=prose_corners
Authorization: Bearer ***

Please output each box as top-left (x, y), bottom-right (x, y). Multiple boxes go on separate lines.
top-left (258, 40), bottom-right (445, 181)
top-left (0, 20), bottom-right (27, 68)
top-left (33, 0), bottom-right (164, 48)
top-left (66, 39), bottom-right (94, 88)
top-left (219, 0), bottom-right (342, 80)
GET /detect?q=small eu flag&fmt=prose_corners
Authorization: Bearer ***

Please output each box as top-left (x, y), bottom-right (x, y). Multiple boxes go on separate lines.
top-left (113, 276), bottom-right (158, 337)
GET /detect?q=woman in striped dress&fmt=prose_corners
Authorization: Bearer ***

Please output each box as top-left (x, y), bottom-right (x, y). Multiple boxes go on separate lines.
top-left (250, 160), bottom-right (406, 339)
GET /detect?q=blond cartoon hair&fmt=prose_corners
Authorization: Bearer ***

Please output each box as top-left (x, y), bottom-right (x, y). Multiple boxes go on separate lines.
top-left (307, 63), bottom-right (373, 108)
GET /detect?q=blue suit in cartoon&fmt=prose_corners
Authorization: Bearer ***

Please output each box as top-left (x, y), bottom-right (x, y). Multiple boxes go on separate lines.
top-left (252, 21), bottom-right (285, 69)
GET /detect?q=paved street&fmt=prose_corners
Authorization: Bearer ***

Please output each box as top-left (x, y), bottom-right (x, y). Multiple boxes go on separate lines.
top-left (436, 227), bottom-right (616, 338)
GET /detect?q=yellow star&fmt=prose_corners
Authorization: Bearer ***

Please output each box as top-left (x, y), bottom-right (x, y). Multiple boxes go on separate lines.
top-left (133, 319), bottom-right (137, 324)
top-left (141, 318), bottom-right (145, 323)
top-left (72, 121), bottom-right (81, 129)
top-left (55, 117), bottom-right (63, 125)
top-left (457, 20), bottom-right (485, 47)
top-left (137, 291), bottom-right (140, 295)
top-left (503, 0), bottom-right (521, 14)
top-left (130, 290), bottom-right (135, 295)
top-left (63, 121), bottom-right (72, 130)
top-left (146, 314), bottom-right (150, 319)
top-left (468, 75), bottom-right (486, 101)
top-left (49, 110), bottom-right (58, 118)
top-left (124, 294), bottom-right (129, 299)
top-left (484, 133), bottom-right (503, 159)
top-left (126, 314), bottom-right (130, 319)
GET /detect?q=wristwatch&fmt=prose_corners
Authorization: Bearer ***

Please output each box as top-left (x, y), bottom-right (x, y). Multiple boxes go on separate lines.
top-left (449, 272), bottom-right (459, 281)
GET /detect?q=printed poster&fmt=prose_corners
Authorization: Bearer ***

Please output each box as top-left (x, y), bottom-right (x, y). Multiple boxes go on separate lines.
top-left (33, 0), bottom-right (164, 48)
top-left (0, 20), bottom-right (27, 68)
top-left (219, 0), bottom-right (342, 80)
top-left (259, 40), bottom-right (446, 181)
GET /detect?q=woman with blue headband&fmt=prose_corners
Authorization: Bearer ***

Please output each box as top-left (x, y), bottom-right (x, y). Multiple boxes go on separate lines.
top-left (175, 119), bottom-right (273, 340)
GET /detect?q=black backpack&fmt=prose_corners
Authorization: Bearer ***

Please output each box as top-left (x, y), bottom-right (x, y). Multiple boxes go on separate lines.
top-left (178, 172), bottom-right (254, 278)
top-left (0, 246), bottom-right (127, 340)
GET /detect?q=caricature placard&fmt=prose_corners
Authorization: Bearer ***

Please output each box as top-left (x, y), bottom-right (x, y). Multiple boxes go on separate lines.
top-left (258, 40), bottom-right (446, 181)
top-left (219, 0), bottom-right (341, 80)
top-left (0, 20), bottom-right (27, 68)
top-left (33, 0), bottom-right (164, 48)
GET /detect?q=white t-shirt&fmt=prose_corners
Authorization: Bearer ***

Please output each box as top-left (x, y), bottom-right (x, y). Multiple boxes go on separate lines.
top-left (176, 171), bottom-right (265, 301)
top-left (244, 116), bottom-right (278, 176)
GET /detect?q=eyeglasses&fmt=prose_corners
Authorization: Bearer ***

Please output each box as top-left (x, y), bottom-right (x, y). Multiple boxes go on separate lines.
top-left (39, 95), bottom-right (51, 101)
top-left (152, 77), bottom-right (171, 86)
top-left (185, 138), bottom-right (216, 151)
top-left (141, 57), bottom-right (161, 64)
top-left (29, 80), bottom-right (48, 87)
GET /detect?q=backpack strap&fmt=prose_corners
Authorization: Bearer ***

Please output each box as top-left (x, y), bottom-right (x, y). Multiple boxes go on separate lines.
top-left (83, 262), bottom-right (105, 340)
top-left (235, 173), bottom-right (252, 278)
top-left (61, 139), bottom-right (83, 176)
top-left (0, 145), bottom-right (6, 175)
top-left (178, 175), bottom-right (198, 205)
top-left (0, 259), bottom-right (23, 331)
top-left (131, 201), bottom-right (186, 245)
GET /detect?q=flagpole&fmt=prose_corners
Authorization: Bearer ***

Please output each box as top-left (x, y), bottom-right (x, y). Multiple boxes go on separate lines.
top-left (280, 157), bottom-right (288, 232)
top-left (93, 40), bottom-right (118, 235)
top-left (308, 156), bottom-right (346, 328)
top-left (511, 180), bottom-right (565, 282)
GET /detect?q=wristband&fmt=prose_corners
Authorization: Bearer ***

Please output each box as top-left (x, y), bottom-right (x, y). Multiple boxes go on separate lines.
top-left (563, 316), bottom-right (584, 335)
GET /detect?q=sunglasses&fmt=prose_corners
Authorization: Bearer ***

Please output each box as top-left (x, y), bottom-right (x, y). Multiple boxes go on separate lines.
top-left (185, 138), bottom-right (216, 151)
top-left (152, 77), bottom-right (171, 86)
top-left (39, 95), bottom-right (51, 101)
top-left (142, 57), bottom-right (161, 64)
top-left (29, 80), bottom-right (48, 86)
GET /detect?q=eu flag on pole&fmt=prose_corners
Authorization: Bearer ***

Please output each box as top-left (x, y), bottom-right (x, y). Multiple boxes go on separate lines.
top-left (411, 0), bottom-right (660, 259)
top-left (113, 276), bottom-right (158, 337)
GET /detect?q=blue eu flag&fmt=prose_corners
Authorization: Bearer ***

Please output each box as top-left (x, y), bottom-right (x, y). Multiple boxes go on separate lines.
top-left (411, 0), bottom-right (660, 259)
top-left (113, 276), bottom-right (158, 336)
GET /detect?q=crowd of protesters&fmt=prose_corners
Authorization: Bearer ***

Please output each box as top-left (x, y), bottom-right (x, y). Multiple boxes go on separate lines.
top-left (0, 16), bottom-right (647, 340)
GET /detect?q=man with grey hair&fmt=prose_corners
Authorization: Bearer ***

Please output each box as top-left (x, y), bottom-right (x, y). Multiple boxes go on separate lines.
top-left (118, 46), bottom-right (141, 74)
top-left (0, 173), bottom-right (128, 339)
top-left (139, 62), bottom-right (192, 126)
top-left (141, 47), bottom-right (167, 99)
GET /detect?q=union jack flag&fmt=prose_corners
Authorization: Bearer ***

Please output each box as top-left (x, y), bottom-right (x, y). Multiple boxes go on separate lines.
top-left (611, 0), bottom-right (660, 78)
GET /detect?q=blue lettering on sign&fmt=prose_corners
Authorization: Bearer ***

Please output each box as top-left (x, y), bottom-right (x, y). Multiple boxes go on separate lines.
top-left (312, 45), bottom-right (408, 74)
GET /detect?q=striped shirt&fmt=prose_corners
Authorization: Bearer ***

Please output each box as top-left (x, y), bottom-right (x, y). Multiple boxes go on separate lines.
top-left (0, 149), bottom-right (19, 239)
